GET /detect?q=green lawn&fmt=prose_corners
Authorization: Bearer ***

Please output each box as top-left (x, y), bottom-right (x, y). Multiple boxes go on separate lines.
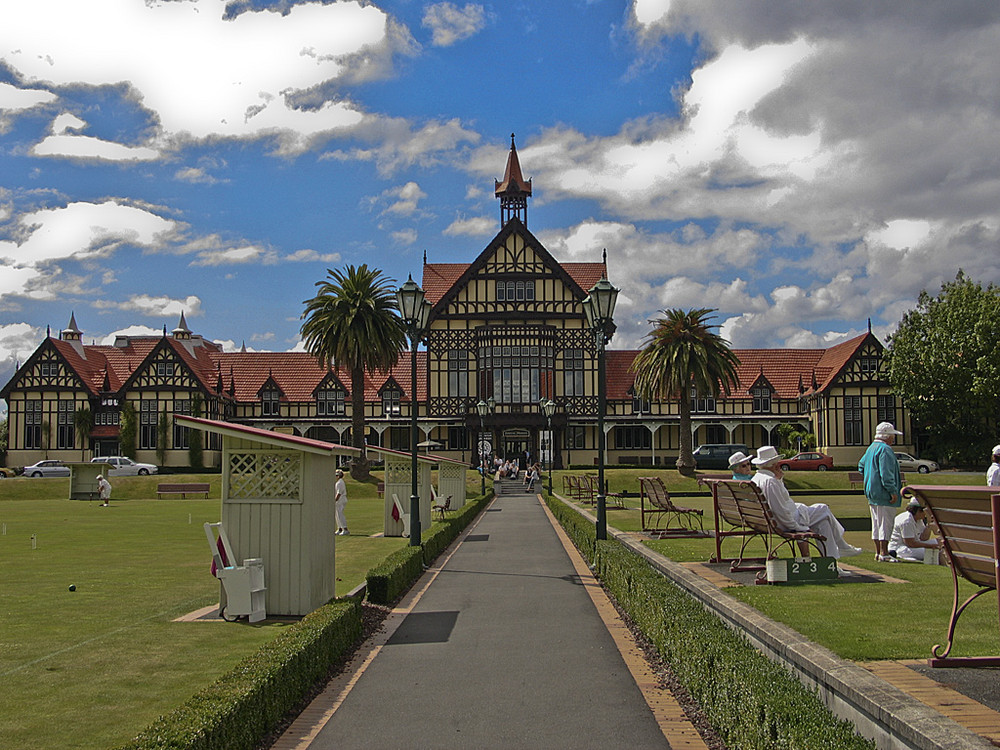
top-left (548, 468), bottom-right (1000, 663)
top-left (0, 470), bottom-right (483, 749)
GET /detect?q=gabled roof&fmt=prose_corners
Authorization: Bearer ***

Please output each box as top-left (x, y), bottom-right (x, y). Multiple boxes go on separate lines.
top-left (802, 332), bottom-right (879, 395)
top-left (424, 218), bottom-right (606, 312)
top-left (175, 415), bottom-right (358, 456)
top-left (208, 351), bottom-right (428, 403)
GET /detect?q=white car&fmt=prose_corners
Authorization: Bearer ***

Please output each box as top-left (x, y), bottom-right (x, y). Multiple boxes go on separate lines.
top-left (24, 460), bottom-right (71, 477)
top-left (91, 456), bottom-right (159, 476)
top-left (894, 452), bottom-right (939, 474)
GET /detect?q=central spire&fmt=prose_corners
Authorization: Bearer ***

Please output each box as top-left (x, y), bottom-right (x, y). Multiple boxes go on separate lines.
top-left (495, 133), bottom-right (532, 228)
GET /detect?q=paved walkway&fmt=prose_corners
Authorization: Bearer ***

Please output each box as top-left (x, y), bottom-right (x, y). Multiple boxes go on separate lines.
top-left (273, 484), bottom-right (704, 749)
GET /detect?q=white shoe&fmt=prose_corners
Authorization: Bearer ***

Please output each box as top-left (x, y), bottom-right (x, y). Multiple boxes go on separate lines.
top-left (335, 530), bottom-right (343, 536)
top-left (341, 530), bottom-right (349, 536)
top-left (840, 545), bottom-right (863, 558)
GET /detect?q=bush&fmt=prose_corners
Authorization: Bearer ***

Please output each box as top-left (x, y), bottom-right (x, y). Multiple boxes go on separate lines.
top-left (119, 597), bottom-right (362, 750)
top-left (366, 545), bottom-right (424, 605)
top-left (368, 495), bottom-right (492, 603)
top-left (545, 496), bottom-right (873, 750)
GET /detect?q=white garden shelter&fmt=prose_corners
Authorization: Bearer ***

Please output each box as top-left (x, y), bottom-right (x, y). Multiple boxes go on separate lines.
top-left (176, 415), bottom-right (358, 617)
top-left (367, 447), bottom-right (469, 537)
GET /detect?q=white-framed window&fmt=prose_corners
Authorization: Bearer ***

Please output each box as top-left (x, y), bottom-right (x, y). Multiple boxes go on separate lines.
top-left (844, 395), bottom-right (863, 445)
top-left (25, 400), bottom-right (43, 449)
top-left (690, 386), bottom-right (716, 413)
top-left (261, 388), bottom-right (281, 417)
top-left (140, 399), bottom-right (158, 449)
top-left (448, 350), bottom-right (469, 397)
top-left (382, 387), bottom-right (401, 417)
top-left (751, 386), bottom-right (772, 413)
top-left (317, 389), bottom-right (345, 416)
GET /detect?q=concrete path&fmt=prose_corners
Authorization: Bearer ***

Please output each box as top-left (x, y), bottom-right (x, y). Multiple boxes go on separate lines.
top-left (274, 484), bottom-right (696, 749)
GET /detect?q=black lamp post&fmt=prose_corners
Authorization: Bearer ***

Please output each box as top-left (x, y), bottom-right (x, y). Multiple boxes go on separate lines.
top-left (581, 276), bottom-right (619, 541)
top-left (540, 397), bottom-right (556, 495)
top-left (396, 276), bottom-right (431, 547)
top-left (476, 397), bottom-right (495, 496)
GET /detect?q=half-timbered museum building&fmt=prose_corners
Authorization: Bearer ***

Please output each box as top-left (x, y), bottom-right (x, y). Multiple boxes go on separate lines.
top-left (1, 138), bottom-right (909, 470)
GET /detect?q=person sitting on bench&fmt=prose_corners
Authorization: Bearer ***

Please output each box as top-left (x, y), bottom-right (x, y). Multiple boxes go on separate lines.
top-left (729, 451), bottom-right (753, 480)
top-left (888, 499), bottom-right (942, 562)
top-left (751, 446), bottom-right (862, 559)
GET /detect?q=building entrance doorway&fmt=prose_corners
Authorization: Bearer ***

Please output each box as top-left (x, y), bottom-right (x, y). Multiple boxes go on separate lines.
top-left (502, 428), bottom-right (529, 464)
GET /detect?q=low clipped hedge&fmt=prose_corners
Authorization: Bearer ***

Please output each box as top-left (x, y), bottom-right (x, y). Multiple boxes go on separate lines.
top-left (367, 494), bottom-right (491, 604)
top-left (118, 597), bottom-right (362, 750)
top-left (545, 496), bottom-right (874, 750)
top-left (366, 545), bottom-right (425, 605)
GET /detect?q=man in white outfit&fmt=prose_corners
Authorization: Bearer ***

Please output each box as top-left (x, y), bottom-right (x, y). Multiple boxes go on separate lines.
top-left (987, 444), bottom-right (1000, 487)
top-left (334, 469), bottom-right (349, 536)
top-left (751, 446), bottom-right (862, 559)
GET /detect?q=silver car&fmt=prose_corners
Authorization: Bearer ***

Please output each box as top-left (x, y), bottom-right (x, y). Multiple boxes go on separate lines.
top-left (894, 452), bottom-right (939, 474)
top-left (24, 460), bottom-right (71, 478)
top-left (91, 456), bottom-right (159, 476)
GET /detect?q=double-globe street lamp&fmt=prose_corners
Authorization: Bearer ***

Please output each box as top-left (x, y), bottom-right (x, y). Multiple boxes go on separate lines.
top-left (581, 277), bottom-right (619, 541)
top-left (539, 397), bottom-right (556, 495)
top-left (396, 276), bottom-right (432, 547)
top-left (476, 397), bottom-right (496, 496)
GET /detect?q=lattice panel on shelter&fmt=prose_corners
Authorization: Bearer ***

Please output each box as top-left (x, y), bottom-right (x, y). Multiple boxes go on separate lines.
top-left (386, 462), bottom-right (411, 485)
top-left (228, 451), bottom-right (301, 500)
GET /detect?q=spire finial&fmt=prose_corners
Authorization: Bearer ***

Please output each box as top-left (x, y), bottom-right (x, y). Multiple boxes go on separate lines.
top-left (602, 248), bottom-right (607, 265)
top-left (423, 249), bottom-right (427, 265)
top-left (511, 132), bottom-right (516, 148)
top-left (867, 317), bottom-right (872, 333)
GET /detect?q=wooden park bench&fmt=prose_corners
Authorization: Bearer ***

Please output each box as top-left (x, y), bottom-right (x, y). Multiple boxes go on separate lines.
top-left (156, 482), bottom-right (210, 498)
top-left (902, 485), bottom-right (1000, 668)
top-left (707, 479), bottom-right (827, 578)
top-left (377, 481), bottom-right (385, 498)
top-left (639, 476), bottom-right (705, 538)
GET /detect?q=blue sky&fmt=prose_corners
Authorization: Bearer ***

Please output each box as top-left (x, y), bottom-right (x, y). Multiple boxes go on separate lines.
top-left (2, 1), bottom-right (1000, 414)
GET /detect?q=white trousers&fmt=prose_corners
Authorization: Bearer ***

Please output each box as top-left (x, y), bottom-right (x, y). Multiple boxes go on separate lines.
top-left (869, 504), bottom-right (895, 541)
top-left (796, 503), bottom-right (850, 559)
top-left (335, 498), bottom-right (348, 529)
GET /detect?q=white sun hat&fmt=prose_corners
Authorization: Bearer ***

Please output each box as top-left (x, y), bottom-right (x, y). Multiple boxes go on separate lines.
top-left (728, 451), bottom-right (751, 468)
top-left (875, 421), bottom-right (902, 438)
top-left (752, 446), bottom-right (781, 466)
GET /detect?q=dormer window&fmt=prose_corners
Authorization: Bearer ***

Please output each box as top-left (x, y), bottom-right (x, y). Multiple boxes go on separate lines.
top-left (752, 385), bottom-right (772, 413)
top-left (261, 388), bottom-right (281, 416)
top-left (317, 388), bottom-right (345, 416)
top-left (690, 386), bottom-right (716, 413)
top-left (382, 387), bottom-right (401, 417)
top-left (630, 389), bottom-right (650, 414)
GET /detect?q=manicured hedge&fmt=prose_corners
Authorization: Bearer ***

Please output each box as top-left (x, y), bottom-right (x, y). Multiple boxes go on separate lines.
top-left (367, 494), bottom-right (491, 604)
top-left (545, 496), bottom-right (874, 750)
top-left (366, 545), bottom-right (425, 605)
top-left (118, 597), bottom-right (362, 750)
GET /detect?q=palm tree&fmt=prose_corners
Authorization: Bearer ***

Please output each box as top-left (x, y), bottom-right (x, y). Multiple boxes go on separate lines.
top-left (300, 265), bottom-right (407, 481)
top-left (630, 308), bottom-right (741, 476)
top-left (73, 406), bottom-right (94, 461)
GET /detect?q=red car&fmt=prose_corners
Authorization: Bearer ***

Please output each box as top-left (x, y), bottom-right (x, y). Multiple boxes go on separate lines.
top-left (778, 451), bottom-right (834, 471)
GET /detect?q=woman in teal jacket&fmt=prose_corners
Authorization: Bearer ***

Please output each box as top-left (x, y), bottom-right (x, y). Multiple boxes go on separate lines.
top-left (858, 422), bottom-right (903, 562)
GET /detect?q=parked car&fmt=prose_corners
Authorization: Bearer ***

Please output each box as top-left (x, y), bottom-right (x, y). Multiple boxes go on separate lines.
top-left (692, 443), bottom-right (750, 470)
top-left (894, 452), bottom-right (938, 474)
top-left (24, 460), bottom-right (71, 478)
top-left (0, 467), bottom-right (16, 478)
top-left (777, 451), bottom-right (834, 471)
top-left (91, 456), bottom-right (158, 476)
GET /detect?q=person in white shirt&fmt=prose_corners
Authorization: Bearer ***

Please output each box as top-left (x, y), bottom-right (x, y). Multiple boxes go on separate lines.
top-left (888, 500), bottom-right (941, 561)
top-left (987, 445), bottom-right (1000, 487)
top-left (751, 446), bottom-right (862, 559)
top-left (334, 469), bottom-right (349, 536)
top-left (97, 474), bottom-right (112, 507)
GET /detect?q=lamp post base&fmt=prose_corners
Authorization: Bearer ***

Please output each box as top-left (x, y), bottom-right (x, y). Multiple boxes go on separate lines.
top-left (409, 493), bottom-right (421, 546)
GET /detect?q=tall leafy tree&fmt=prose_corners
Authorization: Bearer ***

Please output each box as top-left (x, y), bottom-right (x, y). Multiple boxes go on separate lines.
top-left (630, 308), bottom-right (741, 476)
top-left (73, 406), bottom-right (93, 461)
top-left (885, 271), bottom-right (1000, 467)
top-left (188, 392), bottom-right (204, 470)
top-left (300, 265), bottom-right (407, 480)
top-left (119, 402), bottom-right (137, 459)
